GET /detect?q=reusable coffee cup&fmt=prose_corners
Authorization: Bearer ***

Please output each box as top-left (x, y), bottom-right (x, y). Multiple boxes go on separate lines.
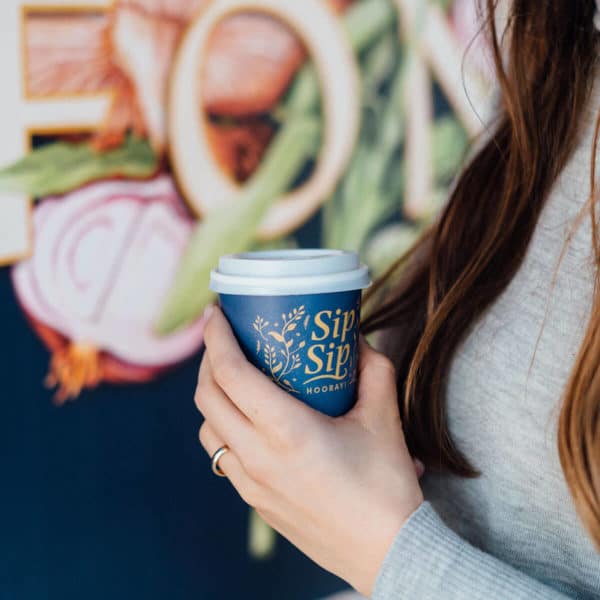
top-left (209, 249), bottom-right (371, 417)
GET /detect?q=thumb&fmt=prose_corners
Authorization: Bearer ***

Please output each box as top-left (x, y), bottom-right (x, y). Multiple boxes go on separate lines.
top-left (349, 336), bottom-right (401, 429)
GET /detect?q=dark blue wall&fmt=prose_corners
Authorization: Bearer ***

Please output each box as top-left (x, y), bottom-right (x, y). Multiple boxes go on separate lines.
top-left (0, 267), bottom-right (346, 600)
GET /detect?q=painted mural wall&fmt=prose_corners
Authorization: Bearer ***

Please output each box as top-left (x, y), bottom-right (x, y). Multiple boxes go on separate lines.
top-left (0, 1), bottom-right (493, 598)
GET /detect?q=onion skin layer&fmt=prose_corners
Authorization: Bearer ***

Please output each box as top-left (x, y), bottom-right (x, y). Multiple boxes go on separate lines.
top-left (12, 176), bottom-right (206, 403)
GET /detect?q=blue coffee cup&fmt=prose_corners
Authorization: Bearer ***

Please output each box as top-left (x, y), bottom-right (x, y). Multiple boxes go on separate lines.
top-left (209, 249), bottom-right (371, 417)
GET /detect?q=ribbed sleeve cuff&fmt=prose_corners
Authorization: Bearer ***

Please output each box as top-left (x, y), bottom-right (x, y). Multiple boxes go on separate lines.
top-left (371, 502), bottom-right (566, 600)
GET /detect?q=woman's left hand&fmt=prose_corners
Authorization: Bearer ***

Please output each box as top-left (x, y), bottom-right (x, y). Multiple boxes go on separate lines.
top-left (195, 306), bottom-right (423, 597)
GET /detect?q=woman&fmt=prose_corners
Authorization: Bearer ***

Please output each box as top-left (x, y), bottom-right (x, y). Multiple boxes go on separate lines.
top-left (194, 0), bottom-right (600, 597)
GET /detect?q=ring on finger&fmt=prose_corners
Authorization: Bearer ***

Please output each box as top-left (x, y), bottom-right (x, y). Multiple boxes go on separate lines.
top-left (211, 445), bottom-right (230, 477)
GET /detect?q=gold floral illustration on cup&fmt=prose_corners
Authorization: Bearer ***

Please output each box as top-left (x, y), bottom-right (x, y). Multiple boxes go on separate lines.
top-left (253, 305), bottom-right (308, 393)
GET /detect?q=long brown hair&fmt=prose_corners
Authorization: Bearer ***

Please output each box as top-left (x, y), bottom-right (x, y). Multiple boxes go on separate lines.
top-left (362, 0), bottom-right (600, 547)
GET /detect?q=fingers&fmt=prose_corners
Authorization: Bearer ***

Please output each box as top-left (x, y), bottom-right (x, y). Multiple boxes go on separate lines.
top-left (203, 306), bottom-right (312, 430)
top-left (199, 422), bottom-right (261, 507)
top-left (358, 336), bottom-right (397, 383)
top-left (195, 352), bottom-right (256, 457)
top-left (349, 336), bottom-right (400, 429)
top-left (199, 421), bottom-right (239, 477)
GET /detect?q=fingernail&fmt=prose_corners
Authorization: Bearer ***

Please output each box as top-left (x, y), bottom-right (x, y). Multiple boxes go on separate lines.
top-left (203, 304), bottom-right (215, 321)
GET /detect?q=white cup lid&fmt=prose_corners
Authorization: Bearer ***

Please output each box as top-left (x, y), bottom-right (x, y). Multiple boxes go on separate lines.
top-left (209, 249), bottom-right (371, 296)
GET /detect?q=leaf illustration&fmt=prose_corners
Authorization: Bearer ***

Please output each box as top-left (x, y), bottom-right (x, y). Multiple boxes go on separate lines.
top-left (272, 363), bottom-right (283, 375)
top-left (304, 316), bottom-right (310, 329)
top-left (256, 340), bottom-right (261, 353)
top-left (287, 323), bottom-right (297, 331)
top-left (0, 134), bottom-right (157, 198)
top-left (155, 118), bottom-right (319, 334)
top-left (298, 341), bottom-right (306, 348)
top-left (268, 331), bottom-right (285, 343)
top-left (286, 340), bottom-right (293, 349)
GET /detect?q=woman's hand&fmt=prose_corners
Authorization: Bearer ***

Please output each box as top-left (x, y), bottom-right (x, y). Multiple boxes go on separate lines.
top-left (195, 306), bottom-right (423, 597)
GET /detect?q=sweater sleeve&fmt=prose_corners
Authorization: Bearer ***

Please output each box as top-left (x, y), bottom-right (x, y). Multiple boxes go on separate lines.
top-left (372, 502), bottom-right (571, 600)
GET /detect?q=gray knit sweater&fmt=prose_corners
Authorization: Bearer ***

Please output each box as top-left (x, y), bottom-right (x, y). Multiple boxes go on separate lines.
top-left (372, 85), bottom-right (600, 597)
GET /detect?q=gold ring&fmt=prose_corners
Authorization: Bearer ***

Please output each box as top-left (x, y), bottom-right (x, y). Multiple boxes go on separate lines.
top-left (211, 445), bottom-right (230, 477)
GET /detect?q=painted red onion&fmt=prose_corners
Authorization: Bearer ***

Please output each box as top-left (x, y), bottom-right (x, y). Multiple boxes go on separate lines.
top-left (11, 176), bottom-right (205, 404)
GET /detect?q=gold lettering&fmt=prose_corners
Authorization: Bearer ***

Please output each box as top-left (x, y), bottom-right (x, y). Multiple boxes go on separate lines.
top-left (332, 311), bottom-right (341, 338)
top-left (341, 309), bottom-right (356, 343)
top-left (305, 344), bottom-right (325, 375)
top-left (335, 344), bottom-right (351, 377)
top-left (325, 347), bottom-right (335, 372)
top-left (311, 310), bottom-right (332, 341)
